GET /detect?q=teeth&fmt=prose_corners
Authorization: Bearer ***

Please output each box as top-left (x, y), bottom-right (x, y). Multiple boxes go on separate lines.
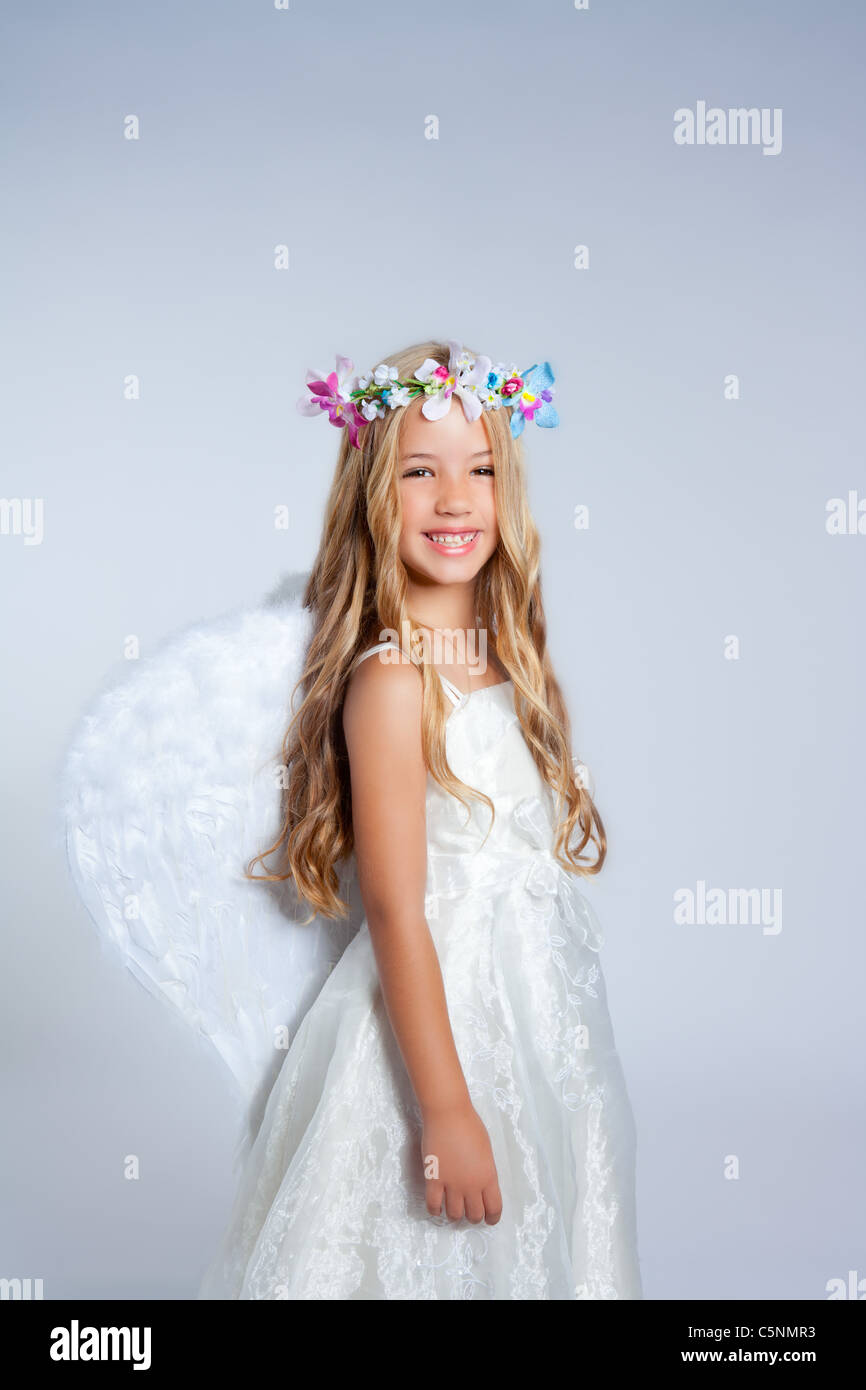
top-left (427, 532), bottom-right (477, 546)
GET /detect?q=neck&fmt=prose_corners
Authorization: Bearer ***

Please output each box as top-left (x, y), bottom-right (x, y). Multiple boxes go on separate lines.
top-left (404, 577), bottom-right (479, 641)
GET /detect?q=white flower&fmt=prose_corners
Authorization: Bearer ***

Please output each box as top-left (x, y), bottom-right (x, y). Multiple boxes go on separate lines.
top-left (372, 363), bottom-right (399, 388)
top-left (452, 346), bottom-right (476, 374)
top-left (416, 340), bottom-right (493, 423)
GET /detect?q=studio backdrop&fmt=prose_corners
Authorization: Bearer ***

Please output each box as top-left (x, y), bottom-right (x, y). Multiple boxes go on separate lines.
top-left (2, 0), bottom-right (863, 1300)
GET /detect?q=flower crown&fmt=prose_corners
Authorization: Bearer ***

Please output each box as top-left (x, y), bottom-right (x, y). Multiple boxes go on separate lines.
top-left (297, 338), bottom-right (559, 450)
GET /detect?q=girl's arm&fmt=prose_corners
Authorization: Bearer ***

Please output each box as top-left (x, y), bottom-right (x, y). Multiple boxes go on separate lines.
top-left (342, 654), bottom-right (502, 1226)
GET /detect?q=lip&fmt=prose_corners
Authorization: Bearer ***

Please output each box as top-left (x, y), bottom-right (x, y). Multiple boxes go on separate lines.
top-left (422, 530), bottom-right (481, 557)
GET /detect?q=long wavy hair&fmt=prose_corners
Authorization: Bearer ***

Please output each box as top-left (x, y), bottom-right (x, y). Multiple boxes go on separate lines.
top-left (248, 338), bottom-right (607, 919)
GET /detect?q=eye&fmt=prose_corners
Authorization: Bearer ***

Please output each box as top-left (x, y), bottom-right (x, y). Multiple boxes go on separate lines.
top-left (473, 466), bottom-right (495, 476)
top-left (401, 467), bottom-right (433, 478)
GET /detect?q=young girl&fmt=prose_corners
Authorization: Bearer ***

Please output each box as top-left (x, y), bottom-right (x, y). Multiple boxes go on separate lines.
top-left (197, 338), bottom-right (642, 1301)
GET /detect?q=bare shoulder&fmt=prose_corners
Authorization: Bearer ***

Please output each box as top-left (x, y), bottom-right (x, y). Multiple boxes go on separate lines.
top-left (343, 653), bottom-right (428, 922)
top-left (342, 648), bottom-right (424, 756)
top-left (342, 649), bottom-right (428, 919)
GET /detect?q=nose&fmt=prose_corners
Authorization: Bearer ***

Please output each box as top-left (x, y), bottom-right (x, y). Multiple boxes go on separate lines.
top-left (434, 481), bottom-right (472, 516)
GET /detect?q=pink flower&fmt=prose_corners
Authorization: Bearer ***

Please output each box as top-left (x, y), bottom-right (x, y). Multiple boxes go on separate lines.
top-left (297, 356), bottom-right (366, 449)
top-left (500, 375), bottom-right (524, 398)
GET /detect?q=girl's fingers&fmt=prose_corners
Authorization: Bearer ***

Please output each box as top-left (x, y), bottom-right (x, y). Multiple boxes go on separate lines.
top-left (463, 1191), bottom-right (485, 1224)
top-left (483, 1181), bottom-right (503, 1225)
top-left (444, 1185), bottom-right (465, 1222)
top-left (425, 1179), bottom-right (444, 1218)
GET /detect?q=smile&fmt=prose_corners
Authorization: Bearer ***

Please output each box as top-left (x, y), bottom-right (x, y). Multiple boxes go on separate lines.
top-left (422, 531), bottom-right (481, 555)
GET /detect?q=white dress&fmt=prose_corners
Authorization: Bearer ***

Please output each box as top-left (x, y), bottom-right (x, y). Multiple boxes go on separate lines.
top-left (197, 642), bottom-right (642, 1300)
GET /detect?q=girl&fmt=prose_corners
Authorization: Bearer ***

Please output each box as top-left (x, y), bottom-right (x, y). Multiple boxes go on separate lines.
top-left (197, 338), bottom-right (642, 1300)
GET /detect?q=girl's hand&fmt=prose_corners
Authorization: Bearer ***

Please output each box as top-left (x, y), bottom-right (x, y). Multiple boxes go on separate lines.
top-left (422, 1100), bottom-right (503, 1225)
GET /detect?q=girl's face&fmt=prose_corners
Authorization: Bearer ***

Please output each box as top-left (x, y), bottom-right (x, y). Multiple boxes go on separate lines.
top-left (397, 396), bottom-right (499, 585)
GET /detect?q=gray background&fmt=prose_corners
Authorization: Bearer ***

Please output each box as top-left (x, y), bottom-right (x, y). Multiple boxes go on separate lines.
top-left (2, 0), bottom-right (863, 1299)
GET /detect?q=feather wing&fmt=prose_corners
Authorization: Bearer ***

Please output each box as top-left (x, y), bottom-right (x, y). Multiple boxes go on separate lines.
top-left (57, 573), bottom-right (363, 1164)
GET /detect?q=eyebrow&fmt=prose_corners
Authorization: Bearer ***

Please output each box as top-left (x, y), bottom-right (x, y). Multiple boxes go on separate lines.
top-left (400, 450), bottom-right (493, 461)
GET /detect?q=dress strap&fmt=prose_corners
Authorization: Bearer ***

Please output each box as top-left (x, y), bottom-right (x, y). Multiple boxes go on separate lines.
top-left (353, 640), bottom-right (407, 668)
top-left (352, 642), bottom-right (463, 708)
top-left (436, 673), bottom-right (464, 708)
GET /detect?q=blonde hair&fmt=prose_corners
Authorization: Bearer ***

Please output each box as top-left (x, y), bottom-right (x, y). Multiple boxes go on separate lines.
top-left (248, 338), bottom-right (606, 917)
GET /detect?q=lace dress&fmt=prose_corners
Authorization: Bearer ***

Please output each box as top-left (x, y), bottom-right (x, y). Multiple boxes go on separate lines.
top-left (198, 643), bottom-right (642, 1300)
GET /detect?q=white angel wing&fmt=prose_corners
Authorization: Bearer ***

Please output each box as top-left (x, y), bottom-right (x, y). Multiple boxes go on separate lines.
top-left (56, 571), bottom-right (363, 1166)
